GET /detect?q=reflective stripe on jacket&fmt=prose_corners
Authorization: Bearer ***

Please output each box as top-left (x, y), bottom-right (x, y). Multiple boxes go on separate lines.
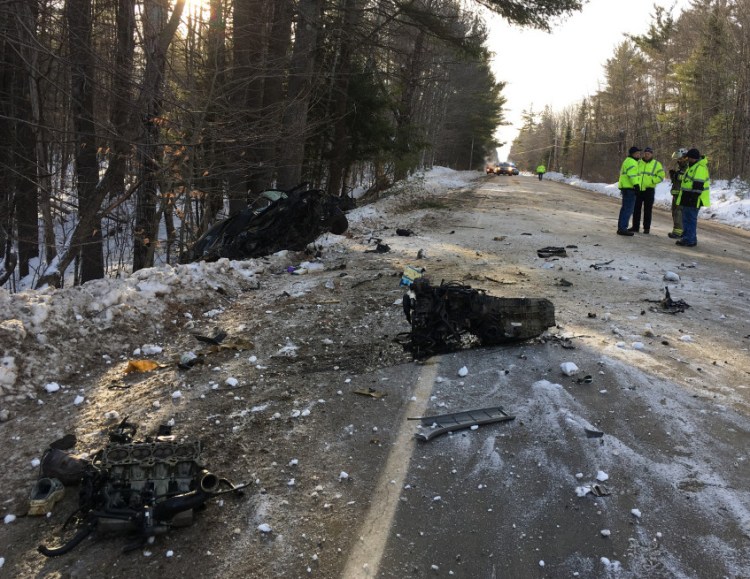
top-left (639, 159), bottom-right (665, 189)
top-left (677, 157), bottom-right (710, 208)
top-left (618, 156), bottom-right (641, 189)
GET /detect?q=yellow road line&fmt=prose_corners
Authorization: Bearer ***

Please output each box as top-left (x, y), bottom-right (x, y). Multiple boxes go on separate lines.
top-left (340, 359), bottom-right (439, 578)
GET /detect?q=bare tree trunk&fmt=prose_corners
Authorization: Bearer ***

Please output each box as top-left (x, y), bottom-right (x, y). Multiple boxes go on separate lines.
top-left (0, 0), bottom-right (38, 279)
top-left (276, 0), bottom-right (323, 189)
top-left (228, 0), bottom-right (270, 210)
top-left (108, 0), bottom-right (135, 201)
top-left (66, 0), bottom-right (103, 283)
top-left (37, 0), bottom-right (183, 287)
top-left (19, 1), bottom-right (56, 267)
top-left (394, 29), bottom-right (424, 182)
top-left (250, 0), bottom-right (293, 192)
top-left (133, 0), bottom-right (185, 271)
top-left (14, 97), bottom-right (37, 279)
top-left (327, 0), bottom-right (363, 197)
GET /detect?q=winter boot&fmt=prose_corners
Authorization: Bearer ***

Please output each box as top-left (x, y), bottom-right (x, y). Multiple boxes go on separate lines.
top-left (28, 477), bottom-right (65, 515)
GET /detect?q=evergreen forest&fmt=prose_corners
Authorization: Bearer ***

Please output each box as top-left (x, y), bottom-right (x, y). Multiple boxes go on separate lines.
top-left (511, 1), bottom-right (750, 186)
top-left (16, 0), bottom-right (744, 289)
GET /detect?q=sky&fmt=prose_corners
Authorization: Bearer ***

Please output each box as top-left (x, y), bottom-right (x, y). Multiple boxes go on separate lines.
top-left (486, 0), bottom-right (693, 161)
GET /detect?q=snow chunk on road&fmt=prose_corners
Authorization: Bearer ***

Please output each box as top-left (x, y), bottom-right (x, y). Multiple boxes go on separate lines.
top-left (457, 366), bottom-right (469, 377)
top-left (0, 357), bottom-right (18, 388)
top-left (141, 344), bottom-right (163, 355)
top-left (664, 272), bottom-right (680, 282)
top-left (631, 508), bottom-right (642, 518)
top-left (560, 362), bottom-right (579, 376)
top-left (596, 471), bottom-right (609, 482)
top-left (258, 523), bottom-right (272, 533)
top-left (276, 341), bottom-right (299, 357)
top-left (601, 557), bottom-right (621, 572)
top-left (44, 382), bottom-right (61, 393)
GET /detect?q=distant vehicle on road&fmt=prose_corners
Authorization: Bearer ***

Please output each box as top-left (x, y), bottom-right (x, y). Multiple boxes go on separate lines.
top-left (494, 161), bottom-right (519, 176)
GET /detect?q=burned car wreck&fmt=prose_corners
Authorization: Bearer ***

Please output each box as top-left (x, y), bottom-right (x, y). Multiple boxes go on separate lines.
top-left (182, 185), bottom-right (350, 263)
top-left (401, 278), bottom-right (556, 357)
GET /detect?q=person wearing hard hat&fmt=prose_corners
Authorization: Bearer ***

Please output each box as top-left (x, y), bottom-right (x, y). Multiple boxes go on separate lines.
top-left (667, 148), bottom-right (689, 239)
top-left (675, 148), bottom-right (710, 247)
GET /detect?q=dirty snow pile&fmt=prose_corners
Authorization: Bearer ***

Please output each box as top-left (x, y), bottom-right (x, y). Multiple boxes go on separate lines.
top-left (545, 171), bottom-right (750, 230)
top-left (0, 167), bottom-right (480, 411)
top-left (347, 167), bottom-right (478, 231)
top-left (0, 258), bottom-right (265, 402)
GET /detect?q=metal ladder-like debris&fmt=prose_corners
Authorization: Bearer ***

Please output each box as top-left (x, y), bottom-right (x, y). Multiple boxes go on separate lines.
top-left (409, 406), bottom-right (515, 441)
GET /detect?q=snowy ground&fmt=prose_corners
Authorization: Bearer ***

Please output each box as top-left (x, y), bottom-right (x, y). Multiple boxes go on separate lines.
top-left (544, 170), bottom-right (750, 231)
top-left (1, 167), bottom-right (749, 578)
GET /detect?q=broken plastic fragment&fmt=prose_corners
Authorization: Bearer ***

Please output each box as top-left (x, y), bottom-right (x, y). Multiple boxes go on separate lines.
top-left (124, 359), bottom-right (161, 374)
top-left (353, 388), bottom-right (386, 399)
top-left (410, 406), bottom-right (515, 441)
top-left (591, 484), bottom-right (611, 497)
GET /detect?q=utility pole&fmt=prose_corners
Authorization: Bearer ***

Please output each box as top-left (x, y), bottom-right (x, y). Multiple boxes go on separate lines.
top-left (552, 135), bottom-right (558, 172)
top-left (469, 136), bottom-right (475, 170)
top-left (579, 126), bottom-right (587, 179)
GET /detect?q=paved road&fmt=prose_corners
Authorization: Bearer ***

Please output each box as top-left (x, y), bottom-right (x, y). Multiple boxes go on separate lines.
top-left (343, 175), bottom-right (750, 579)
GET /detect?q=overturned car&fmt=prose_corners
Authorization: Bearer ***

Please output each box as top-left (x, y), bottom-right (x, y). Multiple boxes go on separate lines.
top-left (182, 185), bottom-right (349, 263)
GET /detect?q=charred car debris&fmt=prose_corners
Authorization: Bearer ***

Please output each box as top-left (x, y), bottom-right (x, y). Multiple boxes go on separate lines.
top-left (182, 184), bottom-right (351, 263)
top-left (37, 420), bottom-right (247, 557)
top-left (400, 277), bottom-right (556, 358)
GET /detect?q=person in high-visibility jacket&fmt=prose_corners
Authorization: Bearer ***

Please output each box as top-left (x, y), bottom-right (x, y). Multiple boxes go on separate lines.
top-left (675, 148), bottom-right (710, 247)
top-left (629, 147), bottom-right (664, 234)
top-left (536, 164), bottom-right (546, 180)
top-left (616, 146), bottom-right (642, 236)
top-left (667, 148), bottom-right (689, 238)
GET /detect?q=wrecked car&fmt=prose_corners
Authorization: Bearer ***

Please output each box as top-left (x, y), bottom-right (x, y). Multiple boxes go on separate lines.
top-left (182, 185), bottom-right (349, 263)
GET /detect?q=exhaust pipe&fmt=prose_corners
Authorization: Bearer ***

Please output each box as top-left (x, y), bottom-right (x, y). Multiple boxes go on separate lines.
top-left (199, 470), bottom-right (220, 493)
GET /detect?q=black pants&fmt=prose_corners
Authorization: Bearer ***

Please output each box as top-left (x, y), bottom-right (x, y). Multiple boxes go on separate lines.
top-left (632, 188), bottom-right (655, 232)
top-left (537, 173), bottom-right (544, 180)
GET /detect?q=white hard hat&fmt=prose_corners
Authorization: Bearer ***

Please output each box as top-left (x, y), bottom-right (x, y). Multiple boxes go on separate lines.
top-left (671, 148), bottom-right (688, 159)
